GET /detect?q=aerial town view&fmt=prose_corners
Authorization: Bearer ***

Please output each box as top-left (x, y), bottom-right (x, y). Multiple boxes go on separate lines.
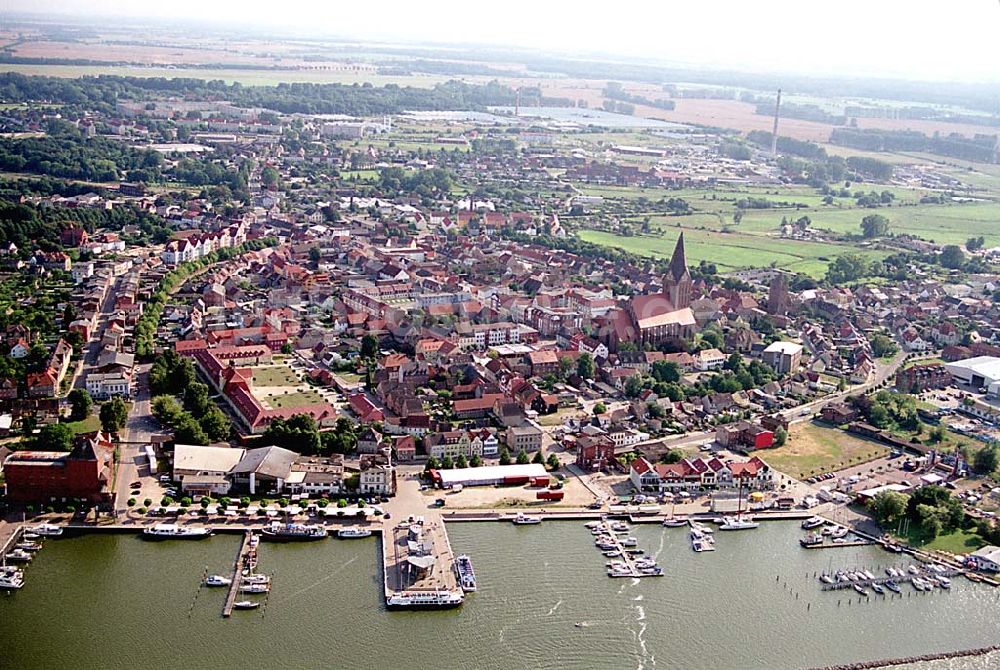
top-left (1, 2), bottom-right (1000, 669)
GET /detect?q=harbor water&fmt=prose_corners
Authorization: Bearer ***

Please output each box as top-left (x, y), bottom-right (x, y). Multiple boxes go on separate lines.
top-left (2, 521), bottom-right (998, 670)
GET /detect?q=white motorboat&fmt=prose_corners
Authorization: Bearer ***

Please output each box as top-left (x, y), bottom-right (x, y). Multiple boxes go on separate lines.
top-left (5, 549), bottom-right (32, 563)
top-left (31, 524), bottom-right (63, 537)
top-left (662, 517), bottom-right (687, 527)
top-left (688, 519), bottom-right (714, 534)
top-left (0, 572), bottom-right (24, 589)
top-left (512, 513), bottom-right (542, 525)
top-left (205, 575), bottom-right (232, 587)
top-left (143, 524), bottom-right (212, 540)
top-left (938, 576), bottom-right (951, 589)
top-left (718, 515), bottom-right (759, 531)
top-left (240, 583), bottom-right (270, 594)
top-left (584, 521), bottom-right (602, 530)
top-left (610, 521), bottom-right (630, 533)
top-left (801, 516), bottom-right (825, 530)
top-left (620, 536), bottom-right (638, 547)
top-left (15, 541), bottom-right (42, 552)
top-left (829, 526), bottom-right (850, 539)
top-left (241, 573), bottom-right (271, 585)
top-left (337, 527), bottom-right (373, 538)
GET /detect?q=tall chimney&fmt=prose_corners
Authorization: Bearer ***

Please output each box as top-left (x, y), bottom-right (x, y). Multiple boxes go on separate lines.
top-left (515, 87), bottom-right (521, 118)
top-left (771, 88), bottom-right (782, 156)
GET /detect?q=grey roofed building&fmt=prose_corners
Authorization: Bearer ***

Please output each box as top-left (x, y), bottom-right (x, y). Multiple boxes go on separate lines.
top-left (229, 445), bottom-right (299, 495)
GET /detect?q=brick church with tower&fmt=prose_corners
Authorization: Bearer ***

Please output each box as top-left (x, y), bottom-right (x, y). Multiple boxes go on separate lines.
top-left (607, 234), bottom-right (697, 351)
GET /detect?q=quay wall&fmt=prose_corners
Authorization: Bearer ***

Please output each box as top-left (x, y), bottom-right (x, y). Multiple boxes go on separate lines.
top-left (808, 644), bottom-right (1000, 670)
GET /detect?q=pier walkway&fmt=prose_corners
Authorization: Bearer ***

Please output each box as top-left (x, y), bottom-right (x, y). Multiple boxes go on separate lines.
top-left (222, 531), bottom-right (254, 617)
top-left (381, 513), bottom-right (461, 602)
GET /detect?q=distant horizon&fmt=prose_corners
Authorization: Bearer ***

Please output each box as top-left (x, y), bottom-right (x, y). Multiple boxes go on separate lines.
top-left (8, 1), bottom-right (1000, 86)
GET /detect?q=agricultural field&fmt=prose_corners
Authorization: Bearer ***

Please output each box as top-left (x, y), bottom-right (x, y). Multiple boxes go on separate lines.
top-left (763, 422), bottom-right (890, 480)
top-left (0, 63), bottom-right (450, 88)
top-left (578, 227), bottom-right (887, 278)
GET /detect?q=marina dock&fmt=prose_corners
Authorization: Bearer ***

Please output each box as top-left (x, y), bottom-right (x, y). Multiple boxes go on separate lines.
top-left (222, 531), bottom-right (255, 617)
top-left (592, 520), bottom-right (662, 578)
top-left (820, 567), bottom-right (964, 592)
top-left (382, 515), bottom-right (463, 606)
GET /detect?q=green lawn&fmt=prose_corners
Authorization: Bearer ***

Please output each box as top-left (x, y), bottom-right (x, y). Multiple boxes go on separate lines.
top-left (765, 422), bottom-right (890, 478)
top-left (897, 525), bottom-right (985, 554)
top-left (578, 228), bottom-right (887, 278)
top-left (64, 414), bottom-right (101, 435)
top-left (252, 366), bottom-right (300, 387)
top-left (263, 391), bottom-right (326, 409)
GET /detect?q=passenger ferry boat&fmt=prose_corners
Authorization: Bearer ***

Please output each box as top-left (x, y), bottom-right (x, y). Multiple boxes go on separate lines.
top-left (454, 554), bottom-right (477, 592)
top-left (512, 512), bottom-right (542, 525)
top-left (261, 522), bottom-right (328, 541)
top-left (31, 523), bottom-right (63, 537)
top-left (337, 526), bottom-right (373, 538)
top-left (142, 523), bottom-right (212, 540)
top-left (386, 590), bottom-right (464, 609)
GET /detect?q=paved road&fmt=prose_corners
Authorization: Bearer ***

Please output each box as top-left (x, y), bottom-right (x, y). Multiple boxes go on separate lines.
top-left (113, 363), bottom-right (156, 513)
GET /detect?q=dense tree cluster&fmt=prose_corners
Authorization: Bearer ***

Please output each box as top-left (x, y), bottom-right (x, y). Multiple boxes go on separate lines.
top-left (831, 127), bottom-right (997, 163)
top-left (0, 73), bottom-right (518, 116)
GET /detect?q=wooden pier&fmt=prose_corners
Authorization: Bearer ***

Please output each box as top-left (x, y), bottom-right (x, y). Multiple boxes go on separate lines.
top-left (803, 539), bottom-right (874, 550)
top-left (222, 531), bottom-right (255, 617)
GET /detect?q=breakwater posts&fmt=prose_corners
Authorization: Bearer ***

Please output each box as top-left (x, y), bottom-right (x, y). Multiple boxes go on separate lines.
top-left (807, 644), bottom-right (1000, 670)
top-left (221, 531), bottom-right (253, 617)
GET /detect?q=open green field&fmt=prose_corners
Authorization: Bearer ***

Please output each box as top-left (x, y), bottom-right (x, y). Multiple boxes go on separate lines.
top-left (896, 525), bottom-right (985, 554)
top-left (737, 202), bottom-right (1000, 247)
top-left (765, 421), bottom-right (890, 479)
top-left (578, 228), bottom-right (887, 277)
top-left (0, 64), bottom-right (449, 87)
top-left (251, 366), bottom-right (300, 387)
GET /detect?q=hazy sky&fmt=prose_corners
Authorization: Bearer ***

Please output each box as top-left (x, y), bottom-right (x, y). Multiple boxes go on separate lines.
top-left (18, 0), bottom-right (1000, 82)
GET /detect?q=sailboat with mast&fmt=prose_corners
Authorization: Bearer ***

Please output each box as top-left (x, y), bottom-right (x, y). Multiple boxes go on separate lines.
top-left (718, 480), bottom-right (759, 530)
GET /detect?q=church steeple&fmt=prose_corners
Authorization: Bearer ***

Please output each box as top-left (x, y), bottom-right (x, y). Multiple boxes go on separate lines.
top-left (663, 233), bottom-right (692, 309)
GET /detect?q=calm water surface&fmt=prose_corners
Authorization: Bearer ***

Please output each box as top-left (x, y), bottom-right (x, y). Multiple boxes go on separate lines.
top-left (2, 522), bottom-right (998, 670)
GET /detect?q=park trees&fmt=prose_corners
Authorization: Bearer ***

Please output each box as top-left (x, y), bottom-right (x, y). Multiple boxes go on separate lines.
top-left (870, 490), bottom-right (908, 526)
top-left (99, 396), bottom-right (129, 434)
top-left (576, 353), bottom-right (595, 380)
top-left (68, 388), bottom-right (92, 421)
top-left (35, 423), bottom-right (73, 451)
